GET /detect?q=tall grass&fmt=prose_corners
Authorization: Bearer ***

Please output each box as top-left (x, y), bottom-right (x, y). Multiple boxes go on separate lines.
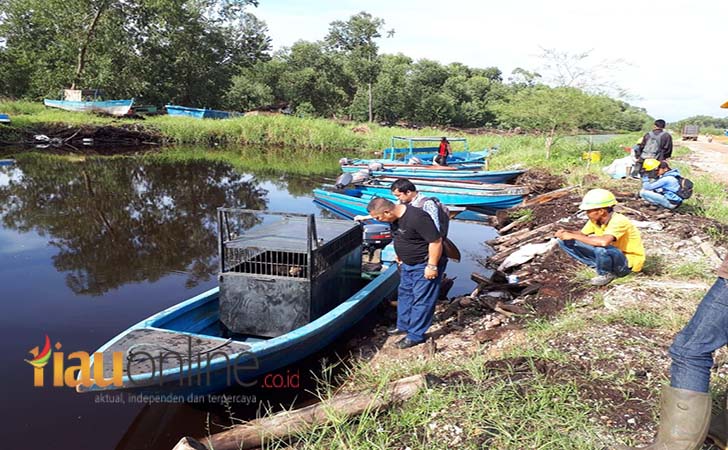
top-left (145, 145), bottom-right (343, 175)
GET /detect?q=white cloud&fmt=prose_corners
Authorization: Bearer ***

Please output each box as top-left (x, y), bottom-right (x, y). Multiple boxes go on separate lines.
top-left (254, 0), bottom-right (728, 121)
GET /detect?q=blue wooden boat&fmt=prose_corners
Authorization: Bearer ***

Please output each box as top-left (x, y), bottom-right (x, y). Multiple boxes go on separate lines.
top-left (0, 159), bottom-right (16, 166)
top-left (0, 113), bottom-right (10, 124)
top-left (341, 161), bottom-right (485, 173)
top-left (354, 181), bottom-right (527, 209)
top-left (43, 89), bottom-right (134, 116)
top-left (382, 136), bottom-right (490, 163)
top-left (313, 189), bottom-right (500, 219)
top-left (43, 99), bottom-right (134, 116)
top-left (77, 267), bottom-right (397, 394)
top-left (165, 104), bottom-right (240, 119)
top-left (77, 211), bottom-right (398, 395)
top-left (363, 167), bottom-right (525, 184)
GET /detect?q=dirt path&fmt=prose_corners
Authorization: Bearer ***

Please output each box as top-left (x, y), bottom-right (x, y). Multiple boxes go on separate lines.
top-left (680, 135), bottom-right (728, 181)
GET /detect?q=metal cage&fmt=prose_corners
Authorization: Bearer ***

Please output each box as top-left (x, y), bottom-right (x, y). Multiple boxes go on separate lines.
top-left (217, 209), bottom-right (362, 337)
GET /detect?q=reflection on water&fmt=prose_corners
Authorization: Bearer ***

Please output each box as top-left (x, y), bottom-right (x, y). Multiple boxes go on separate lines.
top-left (0, 153), bottom-right (496, 449)
top-left (0, 157), bottom-right (267, 295)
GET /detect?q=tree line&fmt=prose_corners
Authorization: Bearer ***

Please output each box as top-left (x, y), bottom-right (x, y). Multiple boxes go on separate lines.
top-left (672, 115), bottom-right (728, 131)
top-left (0, 2), bottom-right (652, 131)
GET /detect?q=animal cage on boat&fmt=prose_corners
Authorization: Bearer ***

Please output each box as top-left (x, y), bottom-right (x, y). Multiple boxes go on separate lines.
top-left (217, 209), bottom-right (362, 337)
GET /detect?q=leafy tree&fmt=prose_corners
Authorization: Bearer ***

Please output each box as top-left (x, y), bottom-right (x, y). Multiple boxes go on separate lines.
top-left (495, 86), bottom-right (597, 158)
top-left (325, 11), bottom-right (384, 122)
top-left (225, 72), bottom-right (275, 111)
top-left (0, 0), bottom-right (270, 106)
top-left (371, 53), bottom-right (412, 124)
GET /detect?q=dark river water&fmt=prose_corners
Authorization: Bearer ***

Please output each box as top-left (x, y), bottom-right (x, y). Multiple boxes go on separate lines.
top-left (0, 154), bottom-right (495, 449)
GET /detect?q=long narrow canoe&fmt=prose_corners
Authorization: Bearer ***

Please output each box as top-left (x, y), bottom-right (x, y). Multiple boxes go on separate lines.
top-left (0, 113), bottom-right (10, 123)
top-left (365, 167), bottom-right (526, 184)
top-left (345, 149), bottom-right (490, 167)
top-left (165, 104), bottom-right (240, 119)
top-left (43, 99), bottom-right (134, 116)
top-left (313, 189), bottom-right (499, 219)
top-left (76, 266), bottom-right (398, 394)
top-left (341, 161), bottom-right (485, 172)
top-left (354, 182), bottom-right (527, 209)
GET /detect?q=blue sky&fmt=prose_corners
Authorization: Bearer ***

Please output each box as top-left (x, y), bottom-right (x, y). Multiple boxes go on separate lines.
top-left (254, 0), bottom-right (728, 122)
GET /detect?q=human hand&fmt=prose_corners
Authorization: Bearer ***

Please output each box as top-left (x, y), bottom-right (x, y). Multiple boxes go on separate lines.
top-left (555, 229), bottom-right (570, 240)
top-left (424, 265), bottom-right (438, 280)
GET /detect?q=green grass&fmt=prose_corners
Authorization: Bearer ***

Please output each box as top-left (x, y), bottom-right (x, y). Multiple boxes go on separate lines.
top-left (273, 353), bottom-right (604, 450)
top-left (603, 307), bottom-right (666, 329)
top-left (668, 259), bottom-right (715, 281)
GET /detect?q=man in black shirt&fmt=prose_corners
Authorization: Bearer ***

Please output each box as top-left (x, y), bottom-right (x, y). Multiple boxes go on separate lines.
top-left (367, 197), bottom-right (445, 349)
top-left (631, 119), bottom-right (673, 178)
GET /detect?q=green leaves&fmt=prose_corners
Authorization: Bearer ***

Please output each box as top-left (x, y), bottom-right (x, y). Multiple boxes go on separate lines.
top-left (0, 0), bottom-right (270, 107)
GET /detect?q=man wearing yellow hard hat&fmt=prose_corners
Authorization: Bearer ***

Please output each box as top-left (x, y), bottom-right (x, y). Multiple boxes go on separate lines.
top-left (554, 188), bottom-right (645, 286)
top-left (639, 159), bottom-right (684, 209)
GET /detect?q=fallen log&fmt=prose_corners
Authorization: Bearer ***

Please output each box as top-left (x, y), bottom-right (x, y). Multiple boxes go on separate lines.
top-left (522, 186), bottom-right (578, 207)
top-left (488, 226), bottom-right (531, 245)
top-left (498, 215), bottom-right (531, 234)
top-left (493, 222), bottom-right (557, 249)
top-left (172, 374), bottom-right (431, 450)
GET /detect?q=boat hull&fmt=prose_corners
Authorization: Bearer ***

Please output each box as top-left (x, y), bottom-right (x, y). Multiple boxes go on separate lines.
top-left (364, 168), bottom-right (525, 184)
top-left (43, 99), bottom-right (134, 116)
top-left (355, 184), bottom-right (526, 209)
top-left (0, 113), bottom-right (10, 123)
top-left (78, 266), bottom-right (399, 395)
top-left (313, 188), bottom-right (508, 219)
top-left (165, 104), bottom-right (238, 119)
top-left (347, 149), bottom-right (489, 167)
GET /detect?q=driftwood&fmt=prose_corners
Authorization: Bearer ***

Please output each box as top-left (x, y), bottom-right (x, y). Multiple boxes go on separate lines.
top-left (172, 374), bottom-right (431, 450)
top-left (616, 204), bottom-right (648, 219)
top-left (493, 222), bottom-right (557, 248)
top-left (522, 186), bottom-right (578, 207)
top-left (498, 215), bottom-right (530, 234)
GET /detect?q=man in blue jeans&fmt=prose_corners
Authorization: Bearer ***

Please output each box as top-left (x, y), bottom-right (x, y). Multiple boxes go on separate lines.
top-left (366, 197), bottom-right (445, 349)
top-left (615, 256), bottom-right (728, 450)
top-left (555, 189), bottom-right (645, 286)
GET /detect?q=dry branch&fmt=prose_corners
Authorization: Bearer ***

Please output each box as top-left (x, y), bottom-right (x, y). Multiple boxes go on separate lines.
top-left (172, 374), bottom-right (430, 450)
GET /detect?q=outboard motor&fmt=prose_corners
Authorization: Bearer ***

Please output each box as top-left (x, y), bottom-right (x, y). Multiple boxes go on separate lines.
top-left (367, 162), bottom-right (384, 172)
top-left (362, 223), bottom-right (393, 256)
top-left (350, 169), bottom-right (370, 184)
top-left (408, 157), bottom-right (423, 165)
top-left (334, 172), bottom-right (353, 189)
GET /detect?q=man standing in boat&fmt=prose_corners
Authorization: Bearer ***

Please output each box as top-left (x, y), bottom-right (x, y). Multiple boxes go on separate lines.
top-left (366, 197), bottom-right (445, 349)
top-left (435, 137), bottom-right (451, 166)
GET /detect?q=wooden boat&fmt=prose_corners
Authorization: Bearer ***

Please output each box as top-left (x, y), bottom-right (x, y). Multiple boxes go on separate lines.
top-left (165, 104), bottom-right (240, 119)
top-left (43, 99), bottom-right (134, 116)
top-left (383, 136), bottom-right (490, 163)
top-left (77, 267), bottom-right (397, 394)
top-left (354, 181), bottom-right (528, 209)
top-left (313, 188), bottom-right (498, 220)
top-left (340, 161), bottom-right (485, 173)
top-left (0, 159), bottom-right (16, 166)
top-left (77, 212), bottom-right (398, 395)
top-left (43, 89), bottom-right (134, 116)
top-left (0, 113), bottom-right (10, 124)
top-left (365, 167), bottom-right (525, 184)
